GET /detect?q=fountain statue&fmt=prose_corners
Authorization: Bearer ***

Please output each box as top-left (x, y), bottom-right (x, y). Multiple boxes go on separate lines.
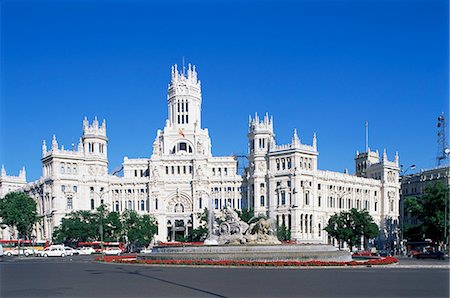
top-left (207, 207), bottom-right (280, 245)
top-left (141, 206), bottom-right (352, 263)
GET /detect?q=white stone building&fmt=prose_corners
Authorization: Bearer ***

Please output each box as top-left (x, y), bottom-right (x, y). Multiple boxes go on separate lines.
top-left (3, 64), bottom-right (400, 247)
top-left (246, 114), bottom-right (400, 246)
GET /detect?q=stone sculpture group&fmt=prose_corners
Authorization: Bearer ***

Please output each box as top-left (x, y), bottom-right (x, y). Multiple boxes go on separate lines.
top-left (211, 207), bottom-right (281, 245)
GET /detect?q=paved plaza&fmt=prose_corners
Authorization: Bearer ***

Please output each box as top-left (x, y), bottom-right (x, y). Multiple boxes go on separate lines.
top-left (0, 256), bottom-right (449, 297)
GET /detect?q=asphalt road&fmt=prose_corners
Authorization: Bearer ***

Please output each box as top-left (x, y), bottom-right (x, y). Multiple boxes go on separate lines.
top-left (0, 256), bottom-right (449, 298)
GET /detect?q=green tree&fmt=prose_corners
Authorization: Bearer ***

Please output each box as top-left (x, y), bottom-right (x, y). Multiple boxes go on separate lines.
top-left (0, 192), bottom-right (38, 239)
top-left (236, 208), bottom-right (254, 223)
top-left (277, 224), bottom-right (291, 241)
top-left (324, 208), bottom-right (378, 251)
top-left (103, 211), bottom-right (124, 242)
top-left (122, 210), bottom-right (157, 247)
top-left (405, 182), bottom-right (450, 245)
top-left (351, 209), bottom-right (379, 250)
top-left (53, 210), bottom-right (98, 243)
top-left (189, 208), bottom-right (209, 242)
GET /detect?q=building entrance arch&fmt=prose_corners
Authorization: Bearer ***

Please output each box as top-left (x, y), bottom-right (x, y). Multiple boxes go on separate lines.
top-left (166, 192), bottom-right (193, 241)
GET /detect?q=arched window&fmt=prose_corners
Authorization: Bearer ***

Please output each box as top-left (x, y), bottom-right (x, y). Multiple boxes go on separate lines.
top-left (260, 195), bottom-right (265, 207)
top-left (174, 203), bottom-right (184, 213)
top-left (115, 201), bottom-right (119, 212)
top-left (90, 198), bottom-right (95, 210)
top-left (141, 200), bottom-right (145, 211)
top-left (300, 214), bottom-right (303, 233)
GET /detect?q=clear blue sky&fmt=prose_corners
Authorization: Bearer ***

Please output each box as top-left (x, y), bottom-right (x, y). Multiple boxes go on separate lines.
top-left (1, 0), bottom-right (448, 181)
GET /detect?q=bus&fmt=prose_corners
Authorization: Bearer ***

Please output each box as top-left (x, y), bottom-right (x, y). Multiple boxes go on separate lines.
top-left (77, 241), bottom-right (125, 253)
top-left (0, 239), bottom-right (49, 252)
top-left (406, 239), bottom-right (433, 257)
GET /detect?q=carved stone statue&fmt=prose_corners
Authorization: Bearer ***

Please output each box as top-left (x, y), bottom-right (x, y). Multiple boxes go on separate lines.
top-left (210, 207), bottom-right (281, 245)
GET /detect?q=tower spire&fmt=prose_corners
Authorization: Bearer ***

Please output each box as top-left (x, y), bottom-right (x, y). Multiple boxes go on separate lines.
top-left (365, 121), bottom-right (369, 152)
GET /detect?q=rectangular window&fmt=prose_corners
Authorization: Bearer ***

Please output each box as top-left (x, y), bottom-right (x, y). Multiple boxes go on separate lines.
top-left (67, 198), bottom-right (73, 210)
top-left (214, 198), bottom-right (219, 209)
top-left (260, 196), bottom-right (265, 207)
top-left (199, 197), bottom-right (202, 209)
top-left (281, 192), bottom-right (286, 205)
top-left (318, 196), bottom-right (321, 207)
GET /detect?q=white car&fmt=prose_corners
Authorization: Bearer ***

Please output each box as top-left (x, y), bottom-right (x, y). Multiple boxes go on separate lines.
top-left (63, 247), bottom-right (79, 256)
top-left (39, 246), bottom-right (67, 257)
top-left (77, 247), bottom-right (96, 255)
top-left (5, 248), bottom-right (39, 257)
top-left (103, 247), bottom-right (122, 256)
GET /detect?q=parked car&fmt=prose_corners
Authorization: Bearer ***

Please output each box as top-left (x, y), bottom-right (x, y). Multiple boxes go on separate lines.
top-left (5, 248), bottom-right (39, 257)
top-left (103, 247), bottom-right (122, 256)
top-left (77, 247), bottom-right (96, 255)
top-left (64, 247), bottom-right (79, 256)
top-left (413, 250), bottom-right (445, 260)
top-left (39, 246), bottom-right (67, 257)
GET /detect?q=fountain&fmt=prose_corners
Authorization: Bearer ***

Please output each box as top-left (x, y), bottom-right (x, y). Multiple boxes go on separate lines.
top-left (140, 207), bottom-right (352, 262)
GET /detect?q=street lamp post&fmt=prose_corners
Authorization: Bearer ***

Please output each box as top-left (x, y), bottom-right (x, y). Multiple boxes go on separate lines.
top-left (399, 164), bottom-right (416, 255)
top-left (93, 189), bottom-right (107, 257)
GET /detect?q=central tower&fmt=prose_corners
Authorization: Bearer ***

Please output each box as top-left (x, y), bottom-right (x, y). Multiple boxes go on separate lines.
top-left (167, 64), bottom-right (202, 129)
top-left (152, 64), bottom-right (211, 158)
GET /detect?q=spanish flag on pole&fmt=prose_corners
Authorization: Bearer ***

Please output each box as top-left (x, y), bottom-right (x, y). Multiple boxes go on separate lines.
top-left (178, 128), bottom-right (185, 138)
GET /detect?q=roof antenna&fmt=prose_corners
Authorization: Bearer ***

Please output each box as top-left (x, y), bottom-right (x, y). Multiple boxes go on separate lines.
top-left (365, 121), bottom-right (369, 152)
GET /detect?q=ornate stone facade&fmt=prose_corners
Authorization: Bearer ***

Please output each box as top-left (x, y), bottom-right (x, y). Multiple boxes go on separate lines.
top-left (3, 64), bottom-right (400, 247)
top-left (246, 114), bottom-right (400, 246)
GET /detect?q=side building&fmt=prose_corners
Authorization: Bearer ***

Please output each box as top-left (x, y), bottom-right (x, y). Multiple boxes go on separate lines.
top-left (246, 114), bottom-right (400, 248)
top-left (400, 166), bottom-right (449, 243)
